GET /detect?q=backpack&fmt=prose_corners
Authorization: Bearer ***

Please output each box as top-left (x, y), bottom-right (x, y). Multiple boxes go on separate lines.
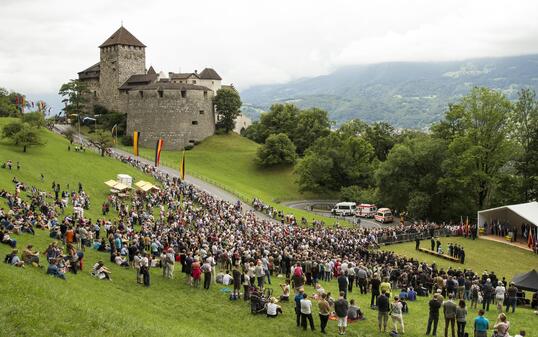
top-left (294, 267), bottom-right (303, 277)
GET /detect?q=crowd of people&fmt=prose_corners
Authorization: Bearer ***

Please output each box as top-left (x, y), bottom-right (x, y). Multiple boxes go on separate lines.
top-left (0, 150), bottom-right (535, 336)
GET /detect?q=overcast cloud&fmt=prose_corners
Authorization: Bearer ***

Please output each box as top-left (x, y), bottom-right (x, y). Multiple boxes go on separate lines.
top-left (1, 0), bottom-right (537, 112)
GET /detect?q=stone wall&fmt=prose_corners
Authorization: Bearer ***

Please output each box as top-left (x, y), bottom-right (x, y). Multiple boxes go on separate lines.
top-left (80, 78), bottom-right (100, 114)
top-left (126, 89), bottom-right (215, 150)
top-left (99, 45), bottom-right (145, 112)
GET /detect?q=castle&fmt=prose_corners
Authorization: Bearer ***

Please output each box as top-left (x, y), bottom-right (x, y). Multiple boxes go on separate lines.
top-left (78, 26), bottom-right (228, 150)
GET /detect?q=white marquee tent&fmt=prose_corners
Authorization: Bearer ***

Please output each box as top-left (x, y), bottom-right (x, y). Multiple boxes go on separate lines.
top-left (477, 201), bottom-right (538, 233)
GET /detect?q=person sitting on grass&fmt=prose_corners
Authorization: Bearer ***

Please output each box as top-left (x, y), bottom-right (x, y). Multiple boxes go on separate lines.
top-left (280, 279), bottom-right (290, 301)
top-left (266, 297), bottom-right (282, 318)
top-left (347, 299), bottom-right (364, 321)
top-left (22, 244), bottom-right (42, 267)
top-left (92, 260), bottom-right (112, 280)
top-left (46, 257), bottom-right (66, 280)
top-left (114, 252), bottom-right (129, 267)
top-left (5, 249), bottom-right (24, 267)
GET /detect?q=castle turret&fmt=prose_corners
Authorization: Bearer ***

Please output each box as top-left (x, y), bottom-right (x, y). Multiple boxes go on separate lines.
top-left (99, 26), bottom-right (146, 112)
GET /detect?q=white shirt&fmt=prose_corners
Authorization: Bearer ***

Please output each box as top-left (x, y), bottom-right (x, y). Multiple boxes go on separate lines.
top-left (222, 274), bottom-right (232, 285)
top-left (267, 303), bottom-right (278, 315)
top-left (495, 285), bottom-right (506, 298)
top-left (300, 299), bottom-right (312, 314)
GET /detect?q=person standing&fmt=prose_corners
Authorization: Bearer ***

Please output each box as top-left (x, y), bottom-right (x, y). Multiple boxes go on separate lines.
top-left (473, 309), bottom-right (489, 337)
top-left (456, 300), bottom-right (467, 337)
top-left (371, 273), bottom-right (381, 308)
top-left (431, 237), bottom-right (436, 251)
top-left (482, 279), bottom-right (493, 311)
top-left (140, 252), bottom-right (150, 287)
top-left (295, 288), bottom-right (304, 327)
top-left (506, 283), bottom-right (518, 313)
top-left (377, 291), bottom-right (390, 333)
top-left (390, 296), bottom-right (405, 334)
top-left (318, 293), bottom-right (331, 334)
top-left (300, 293), bottom-right (315, 331)
top-left (416, 237), bottom-right (421, 250)
top-left (426, 293), bottom-right (442, 336)
top-left (202, 258), bottom-right (212, 290)
top-left (493, 314), bottom-right (510, 337)
top-left (335, 291), bottom-right (349, 335)
top-left (443, 294), bottom-right (457, 337)
top-left (338, 272), bottom-right (349, 299)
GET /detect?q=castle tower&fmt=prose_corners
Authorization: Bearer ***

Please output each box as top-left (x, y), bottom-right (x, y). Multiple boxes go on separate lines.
top-left (99, 26), bottom-right (146, 112)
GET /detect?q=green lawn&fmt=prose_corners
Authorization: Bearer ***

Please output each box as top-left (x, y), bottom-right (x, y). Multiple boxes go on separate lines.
top-left (121, 134), bottom-right (346, 226)
top-left (381, 236), bottom-right (537, 281)
top-left (1, 120), bottom-right (537, 337)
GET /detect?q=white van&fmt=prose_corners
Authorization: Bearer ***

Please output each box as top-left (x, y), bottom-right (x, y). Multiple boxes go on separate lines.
top-left (355, 203), bottom-right (377, 218)
top-left (331, 202), bottom-right (356, 216)
top-left (375, 208), bottom-right (393, 223)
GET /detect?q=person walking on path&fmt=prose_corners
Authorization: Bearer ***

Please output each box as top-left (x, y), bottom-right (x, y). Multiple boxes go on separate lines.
top-left (335, 291), bottom-right (349, 335)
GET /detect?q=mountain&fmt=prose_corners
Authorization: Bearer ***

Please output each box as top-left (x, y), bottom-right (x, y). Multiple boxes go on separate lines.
top-left (240, 55), bottom-right (538, 129)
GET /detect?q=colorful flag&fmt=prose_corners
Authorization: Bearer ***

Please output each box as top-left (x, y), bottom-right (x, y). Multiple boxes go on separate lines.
top-left (154, 138), bottom-right (164, 167)
top-left (133, 131), bottom-right (140, 157)
top-left (179, 151), bottom-right (186, 180)
top-left (528, 229), bottom-right (534, 248)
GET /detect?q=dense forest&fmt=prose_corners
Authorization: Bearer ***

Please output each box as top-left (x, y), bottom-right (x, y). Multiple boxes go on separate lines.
top-left (243, 87), bottom-right (538, 222)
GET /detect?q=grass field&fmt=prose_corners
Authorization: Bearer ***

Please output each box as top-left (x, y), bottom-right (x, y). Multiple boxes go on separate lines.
top-left (1, 120), bottom-right (537, 337)
top-left (120, 134), bottom-right (346, 226)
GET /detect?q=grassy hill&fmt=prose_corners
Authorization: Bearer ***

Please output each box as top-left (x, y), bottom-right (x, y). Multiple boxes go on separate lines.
top-left (1, 120), bottom-right (537, 336)
top-left (122, 134), bottom-right (343, 225)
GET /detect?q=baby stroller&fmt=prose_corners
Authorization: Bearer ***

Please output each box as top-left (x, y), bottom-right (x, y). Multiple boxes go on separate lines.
top-left (250, 287), bottom-right (273, 314)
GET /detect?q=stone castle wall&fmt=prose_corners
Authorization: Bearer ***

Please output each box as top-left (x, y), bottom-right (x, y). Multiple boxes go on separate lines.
top-left (99, 45), bottom-right (145, 112)
top-left (126, 89), bottom-right (215, 150)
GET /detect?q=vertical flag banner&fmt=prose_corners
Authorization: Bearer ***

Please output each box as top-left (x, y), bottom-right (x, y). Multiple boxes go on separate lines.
top-left (154, 138), bottom-right (164, 167)
top-left (133, 131), bottom-right (140, 157)
top-left (179, 151), bottom-right (186, 180)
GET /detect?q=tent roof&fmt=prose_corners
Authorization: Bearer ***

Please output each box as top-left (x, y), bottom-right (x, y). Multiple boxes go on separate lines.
top-left (104, 180), bottom-right (130, 191)
top-left (478, 201), bottom-right (538, 226)
top-left (134, 180), bottom-right (159, 191)
top-left (512, 269), bottom-right (538, 292)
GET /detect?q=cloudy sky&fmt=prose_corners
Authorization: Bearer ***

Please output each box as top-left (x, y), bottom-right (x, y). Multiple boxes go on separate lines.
top-left (1, 0), bottom-right (538, 112)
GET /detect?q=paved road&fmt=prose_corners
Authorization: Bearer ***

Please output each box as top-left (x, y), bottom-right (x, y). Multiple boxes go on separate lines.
top-left (53, 124), bottom-right (273, 221)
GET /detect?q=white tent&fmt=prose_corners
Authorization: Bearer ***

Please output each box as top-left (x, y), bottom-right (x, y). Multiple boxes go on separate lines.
top-left (477, 201), bottom-right (538, 234)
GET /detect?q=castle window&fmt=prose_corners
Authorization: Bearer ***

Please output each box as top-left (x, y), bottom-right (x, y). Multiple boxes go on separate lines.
top-left (203, 91), bottom-right (208, 98)
top-left (189, 140), bottom-right (195, 144)
top-left (199, 110), bottom-right (204, 114)
top-left (192, 80), bottom-right (197, 84)
top-left (212, 81), bottom-right (214, 84)
top-left (181, 90), bottom-right (186, 98)
top-left (158, 90), bottom-right (163, 98)
top-left (192, 121), bottom-right (198, 125)
top-left (93, 91), bottom-right (97, 98)
top-left (139, 91), bottom-right (143, 98)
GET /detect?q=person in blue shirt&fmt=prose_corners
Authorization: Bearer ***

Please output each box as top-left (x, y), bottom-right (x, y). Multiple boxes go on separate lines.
top-left (473, 309), bottom-right (489, 337)
top-left (408, 287), bottom-right (417, 301)
top-left (294, 288), bottom-right (304, 327)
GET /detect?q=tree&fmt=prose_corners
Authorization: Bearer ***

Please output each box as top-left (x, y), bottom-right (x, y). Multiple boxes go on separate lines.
top-left (512, 88), bottom-right (538, 201)
top-left (214, 87), bottom-right (242, 133)
top-left (62, 127), bottom-right (76, 144)
top-left (246, 104), bottom-right (300, 144)
top-left (255, 133), bottom-right (297, 167)
top-left (292, 108), bottom-right (331, 155)
top-left (375, 135), bottom-right (447, 220)
top-left (2, 121), bottom-right (44, 152)
top-left (58, 79), bottom-right (89, 116)
top-left (22, 111), bottom-right (46, 128)
top-left (295, 132), bottom-right (375, 193)
top-left (340, 185), bottom-right (378, 204)
top-left (436, 87), bottom-right (514, 212)
top-left (89, 129), bottom-right (114, 157)
top-left (2, 121), bottom-right (24, 139)
top-left (0, 88), bottom-right (22, 117)
top-left (363, 122), bottom-right (396, 161)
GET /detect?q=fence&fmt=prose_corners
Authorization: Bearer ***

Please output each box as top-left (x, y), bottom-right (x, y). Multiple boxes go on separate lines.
top-left (377, 228), bottom-right (456, 245)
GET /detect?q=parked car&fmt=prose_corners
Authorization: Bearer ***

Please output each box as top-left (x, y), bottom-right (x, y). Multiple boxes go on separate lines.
top-left (374, 208), bottom-right (393, 223)
top-left (355, 203), bottom-right (377, 218)
top-left (331, 202), bottom-right (357, 216)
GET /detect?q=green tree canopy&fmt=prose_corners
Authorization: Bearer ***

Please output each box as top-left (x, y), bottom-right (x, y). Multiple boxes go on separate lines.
top-left (58, 79), bottom-right (89, 117)
top-left (89, 129), bottom-right (114, 157)
top-left (214, 87), bottom-right (242, 133)
top-left (255, 133), bottom-right (297, 167)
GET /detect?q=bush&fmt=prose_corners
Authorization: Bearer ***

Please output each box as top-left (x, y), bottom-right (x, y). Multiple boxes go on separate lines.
top-left (121, 135), bottom-right (133, 146)
top-left (184, 144), bottom-right (194, 151)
